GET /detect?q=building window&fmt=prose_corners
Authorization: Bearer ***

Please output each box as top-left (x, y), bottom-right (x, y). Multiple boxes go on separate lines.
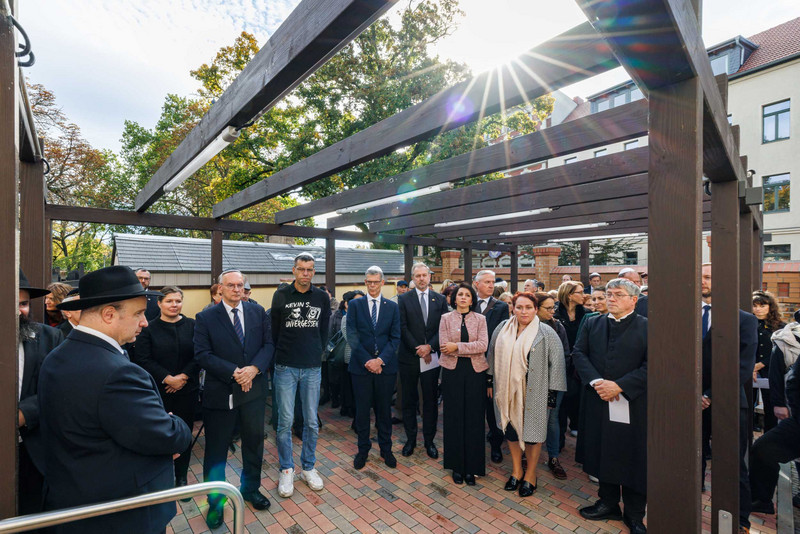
top-left (624, 251), bottom-right (638, 265)
top-left (565, 157), bottom-right (577, 165)
top-left (778, 283), bottom-right (790, 297)
top-left (710, 55), bottom-right (728, 76)
top-left (762, 173), bottom-right (790, 213)
top-left (763, 100), bottom-right (790, 143)
top-left (727, 114), bottom-right (732, 125)
top-left (764, 244), bottom-right (790, 262)
top-left (597, 99), bottom-right (610, 112)
top-left (624, 140), bottom-right (639, 150)
top-left (614, 93), bottom-right (627, 107)
top-left (594, 149), bottom-right (607, 158)
top-left (630, 88), bottom-right (643, 102)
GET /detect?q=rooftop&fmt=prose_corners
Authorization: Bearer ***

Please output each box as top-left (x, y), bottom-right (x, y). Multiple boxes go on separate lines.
top-left (737, 17), bottom-right (800, 75)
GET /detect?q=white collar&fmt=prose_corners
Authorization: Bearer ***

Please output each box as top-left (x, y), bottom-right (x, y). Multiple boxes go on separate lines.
top-left (701, 300), bottom-right (711, 309)
top-left (415, 288), bottom-right (429, 297)
top-left (222, 300), bottom-right (242, 314)
top-left (74, 325), bottom-right (124, 354)
top-left (609, 310), bottom-right (635, 323)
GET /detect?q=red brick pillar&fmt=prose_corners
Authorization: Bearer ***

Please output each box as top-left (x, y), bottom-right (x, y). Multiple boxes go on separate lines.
top-left (531, 246), bottom-right (561, 290)
top-left (441, 250), bottom-right (461, 281)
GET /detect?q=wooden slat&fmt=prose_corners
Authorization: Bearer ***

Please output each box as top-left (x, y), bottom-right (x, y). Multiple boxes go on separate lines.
top-left (495, 218), bottom-right (657, 245)
top-left (213, 21), bottom-right (619, 218)
top-left (509, 249), bottom-right (519, 293)
top-left (579, 241), bottom-right (589, 288)
top-left (739, 212), bottom-right (753, 310)
top-left (275, 100), bottom-right (648, 223)
top-left (646, 77), bottom-right (704, 531)
top-left (325, 238), bottom-right (336, 296)
top-left (463, 246), bottom-right (472, 285)
top-left (135, 0), bottom-right (398, 212)
top-left (17, 74), bottom-right (41, 163)
top-left (330, 147), bottom-right (649, 228)
top-left (710, 178), bottom-right (741, 531)
top-left (19, 160), bottom-right (46, 323)
top-left (211, 231), bottom-right (223, 284)
top-left (403, 244), bottom-right (413, 282)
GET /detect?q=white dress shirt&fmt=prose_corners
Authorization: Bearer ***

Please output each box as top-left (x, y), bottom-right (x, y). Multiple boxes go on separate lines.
top-left (222, 300), bottom-right (245, 331)
top-left (74, 325), bottom-right (125, 354)
top-left (368, 296), bottom-right (381, 323)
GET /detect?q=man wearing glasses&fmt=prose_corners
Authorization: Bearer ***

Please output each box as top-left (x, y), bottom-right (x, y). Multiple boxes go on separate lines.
top-left (572, 278), bottom-right (648, 534)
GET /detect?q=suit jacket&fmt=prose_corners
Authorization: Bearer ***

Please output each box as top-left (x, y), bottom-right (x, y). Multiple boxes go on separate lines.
top-left (194, 300), bottom-right (274, 410)
top-left (438, 310), bottom-right (489, 372)
top-left (635, 294), bottom-right (648, 317)
top-left (346, 295), bottom-right (401, 375)
top-left (145, 294), bottom-right (161, 322)
top-left (701, 309), bottom-right (758, 409)
top-left (38, 329), bottom-right (192, 534)
top-left (480, 296), bottom-right (509, 344)
top-left (398, 288), bottom-right (449, 366)
top-left (56, 320), bottom-right (73, 337)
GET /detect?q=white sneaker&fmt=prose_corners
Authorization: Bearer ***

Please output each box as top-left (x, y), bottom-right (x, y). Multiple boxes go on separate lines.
top-left (278, 468), bottom-right (295, 498)
top-left (300, 468), bottom-right (324, 491)
top-left (589, 475), bottom-right (599, 483)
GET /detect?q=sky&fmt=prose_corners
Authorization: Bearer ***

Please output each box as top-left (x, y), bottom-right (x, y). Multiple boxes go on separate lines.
top-left (21, 0), bottom-right (799, 155)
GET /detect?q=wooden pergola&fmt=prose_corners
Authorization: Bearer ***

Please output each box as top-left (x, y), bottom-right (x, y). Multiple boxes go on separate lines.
top-left (1, 0), bottom-right (767, 531)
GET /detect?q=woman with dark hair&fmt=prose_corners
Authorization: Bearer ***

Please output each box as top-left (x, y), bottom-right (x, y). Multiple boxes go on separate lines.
top-left (752, 290), bottom-right (786, 431)
top-left (487, 292), bottom-right (566, 497)
top-left (44, 282), bottom-right (72, 327)
top-left (554, 280), bottom-right (587, 447)
top-left (439, 283), bottom-right (488, 485)
top-left (134, 286), bottom-right (199, 495)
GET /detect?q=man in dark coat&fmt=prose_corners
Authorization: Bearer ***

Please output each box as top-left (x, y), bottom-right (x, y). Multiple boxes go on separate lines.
top-left (699, 263), bottom-right (758, 532)
top-left (17, 270), bottom-right (64, 515)
top-left (136, 268), bottom-right (161, 321)
top-left (195, 269), bottom-right (274, 528)
top-left (347, 266), bottom-right (401, 470)
top-left (618, 267), bottom-right (648, 317)
top-left (397, 262), bottom-right (450, 459)
top-left (473, 269), bottom-right (509, 463)
top-left (39, 266), bottom-right (192, 534)
top-left (56, 288), bottom-right (80, 337)
top-left (573, 277), bottom-right (648, 534)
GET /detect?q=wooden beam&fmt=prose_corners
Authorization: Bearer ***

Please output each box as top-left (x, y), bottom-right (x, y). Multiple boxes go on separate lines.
top-left (710, 178), bottom-right (741, 531)
top-left (463, 246), bottom-right (472, 285)
top-left (403, 244), bottom-right (413, 282)
top-left (646, 77), bottom-right (704, 531)
top-left (325, 238), bottom-right (336, 296)
top-left (20, 160), bottom-right (46, 323)
top-left (495, 218), bottom-right (655, 245)
top-left (211, 231), bottom-right (223, 285)
top-left (17, 73), bottom-right (41, 163)
top-left (0, 3), bottom-right (19, 518)
top-left (579, 241), bottom-right (590, 289)
top-left (331, 147), bottom-right (649, 228)
top-left (509, 248), bottom-right (519, 293)
top-left (275, 100), bottom-right (648, 223)
top-left (44, 204), bottom-right (514, 252)
top-left (739, 212), bottom-right (753, 310)
top-left (213, 21), bottom-right (619, 218)
top-left (135, 0), bottom-right (399, 212)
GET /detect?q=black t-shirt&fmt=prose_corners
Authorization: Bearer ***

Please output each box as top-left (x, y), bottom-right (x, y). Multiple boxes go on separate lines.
top-left (270, 282), bottom-right (331, 368)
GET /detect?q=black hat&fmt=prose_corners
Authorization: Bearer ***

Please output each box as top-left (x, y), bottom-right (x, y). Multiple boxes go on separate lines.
top-left (66, 287), bottom-right (79, 297)
top-left (19, 269), bottom-right (50, 299)
top-left (396, 280), bottom-right (408, 287)
top-left (58, 266), bottom-right (160, 311)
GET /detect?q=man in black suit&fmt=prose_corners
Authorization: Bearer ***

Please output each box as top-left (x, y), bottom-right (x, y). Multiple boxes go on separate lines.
top-left (17, 270), bottom-right (64, 515)
top-left (39, 266), bottom-right (191, 533)
top-left (135, 268), bottom-right (161, 321)
top-left (347, 266), bottom-right (401, 470)
top-left (699, 263), bottom-right (758, 533)
top-left (473, 269), bottom-right (509, 463)
top-left (398, 262), bottom-right (449, 459)
top-left (195, 269), bottom-right (274, 528)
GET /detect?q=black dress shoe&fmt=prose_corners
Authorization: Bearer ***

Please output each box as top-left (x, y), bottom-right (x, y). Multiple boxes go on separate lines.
top-left (464, 474), bottom-right (476, 486)
top-left (623, 516), bottom-right (647, 534)
top-left (206, 501), bottom-right (224, 529)
top-left (518, 480), bottom-right (536, 497)
top-left (504, 476), bottom-right (520, 491)
top-left (402, 441), bottom-right (415, 457)
top-left (391, 416), bottom-right (403, 425)
top-left (490, 447), bottom-right (503, 464)
top-left (452, 472), bottom-right (464, 484)
top-left (425, 443), bottom-right (439, 459)
top-left (331, 398), bottom-right (341, 409)
top-left (354, 453), bottom-right (367, 470)
top-left (381, 451), bottom-right (397, 468)
top-left (579, 501), bottom-right (623, 521)
top-left (750, 500), bottom-right (775, 514)
top-left (175, 478), bottom-right (191, 502)
top-left (242, 490), bottom-right (271, 510)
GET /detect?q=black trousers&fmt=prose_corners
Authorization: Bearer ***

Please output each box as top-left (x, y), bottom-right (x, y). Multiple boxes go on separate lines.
top-left (559, 373), bottom-right (581, 449)
top-left (761, 392), bottom-right (777, 432)
top-left (352, 371), bottom-right (395, 454)
top-left (599, 481), bottom-right (646, 522)
top-left (203, 398), bottom-right (266, 501)
top-left (442, 359), bottom-right (486, 476)
top-left (749, 416), bottom-right (800, 504)
top-left (485, 390), bottom-right (503, 449)
top-left (18, 441), bottom-right (44, 517)
top-left (163, 391), bottom-right (197, 480)
top-left (399, 362), bottom-right (439, 445)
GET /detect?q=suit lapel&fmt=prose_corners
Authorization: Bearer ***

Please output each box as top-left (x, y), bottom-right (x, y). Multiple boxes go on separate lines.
top-left (215, 303), bottom-right (242, 347)
top-left (376, 297), bottom-right (391, 331)
top-left (482, 297), bottom-right (497, 315)
top-left (21, 336), bottom-right (37, 395)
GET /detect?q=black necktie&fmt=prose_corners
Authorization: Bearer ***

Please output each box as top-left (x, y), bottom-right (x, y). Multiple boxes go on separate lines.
top-left (232, 308), bottom-right (245, 345)
top-left (702, 304), bottom-right (711, 338)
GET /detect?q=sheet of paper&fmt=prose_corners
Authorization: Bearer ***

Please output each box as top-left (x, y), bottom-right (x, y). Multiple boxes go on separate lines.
top-left (753, 377), bottom-right (770, 389)
top-left (420, 351), bottom-right (440, 373)
top-left (229, 394), bottom-right (234, 410)
top-left (608, 395), bottom-right (630, 424)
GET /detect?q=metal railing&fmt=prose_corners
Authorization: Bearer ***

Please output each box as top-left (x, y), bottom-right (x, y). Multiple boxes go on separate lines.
top-left (0, 482), bottom-right (244, 534)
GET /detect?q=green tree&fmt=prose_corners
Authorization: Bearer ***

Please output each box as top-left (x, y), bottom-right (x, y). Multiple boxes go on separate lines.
top-left (549, 237), bottom-right (646, 267)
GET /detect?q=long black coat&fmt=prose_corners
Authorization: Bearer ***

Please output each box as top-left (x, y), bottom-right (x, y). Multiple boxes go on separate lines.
top-left (397, 289), bottom-right (449, 365)
top-left (572, 313), bottom-right (648, 493)
top-left (135, 316), bottom-right (199, 398)
top-left (701, 310), bottom-right (758, 409)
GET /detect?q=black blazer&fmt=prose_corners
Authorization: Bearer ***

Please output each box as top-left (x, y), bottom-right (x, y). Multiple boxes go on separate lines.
top-left (194, 300), bottom-right (274, 410)
top-left (397, 289), bottom-right (449, 365)
top-left (135, 316), bottom-right (200, 397)
top-left (38, 329), bottom-right (192, 534)
top-left (20, 323), bottom-right (64, 434)
top-left (346, 295), bottom-right (401, 375)
top-left (701, 309), bottom-right (758, 408)
top-left (480, 296), bottom-right (510, 344)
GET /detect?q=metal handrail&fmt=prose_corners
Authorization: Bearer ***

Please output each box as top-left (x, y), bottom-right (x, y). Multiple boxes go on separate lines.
top-left (0, 482), bottom-right (244, 534)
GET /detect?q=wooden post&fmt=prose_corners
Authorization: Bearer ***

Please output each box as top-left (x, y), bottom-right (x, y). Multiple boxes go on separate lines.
top-left (211, 231), bottom-right (223, 285)
top-left (20, 160), bottom-right (46, 323)
top-left (509, 248), bottom-right (519, 293)
top-left (710, 179), bottom-right (741, 530)
top-left (752, 227), bottom-right (761, 291)
top-left (0, 3), bottom-right (20, 518)
top-left (580, 240), bottom-right (590, 289)
top-left (325, 238), bottom-right (336, 296)
top-left (463, 247), bottom-right (472, 285)
top-left (45, 217), bottom-right (53, 284)
top-left (739, 214), bottom-right (753, 311)
top-left (403, 244), bottom-right (413, 282)
top-left (646, 77), bottom-right (704, 531)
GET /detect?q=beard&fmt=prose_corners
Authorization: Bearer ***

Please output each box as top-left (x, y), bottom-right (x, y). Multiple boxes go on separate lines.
top-left (19, 314), bottom-right (37, 343)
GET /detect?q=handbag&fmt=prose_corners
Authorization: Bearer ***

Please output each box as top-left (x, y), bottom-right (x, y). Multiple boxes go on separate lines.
top-left (323, 329), bottom-right (346, 366)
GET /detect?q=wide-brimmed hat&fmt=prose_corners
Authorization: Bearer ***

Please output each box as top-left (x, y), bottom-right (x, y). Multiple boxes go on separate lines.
top-left (19, 269), bottom-right (50, 299)
top-left (58, 266), bottom-right (160, 311)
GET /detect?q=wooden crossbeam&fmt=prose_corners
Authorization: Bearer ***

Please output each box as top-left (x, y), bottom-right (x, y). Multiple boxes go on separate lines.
top-left (275, 100), bottom-right (648, 224)
top-left (212, 21), bottom-right (619, 218)
top-left (135, 0), bottom-right (398, 212)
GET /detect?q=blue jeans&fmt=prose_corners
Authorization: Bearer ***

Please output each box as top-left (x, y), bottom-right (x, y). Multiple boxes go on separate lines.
top-left (275, 365), bottom-right (321, 471)
top-left (545, 391), bottom-right (565, 458)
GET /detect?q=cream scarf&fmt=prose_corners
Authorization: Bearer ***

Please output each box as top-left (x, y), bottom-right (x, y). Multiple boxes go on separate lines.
top-left (493, 315), bottom-right (540, 450)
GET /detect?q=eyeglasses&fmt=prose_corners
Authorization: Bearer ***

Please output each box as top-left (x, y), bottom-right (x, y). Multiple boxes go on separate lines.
top-left (540, 305), bottom-right (555, 311)
top-left (294, 268), bottom-right (314, 274)
top-left (364, 280), bottom-right (382, 285)
top-left (605, 292), bottom-right (631, 300)
top-left (224, 283), bottom-right (244, 289)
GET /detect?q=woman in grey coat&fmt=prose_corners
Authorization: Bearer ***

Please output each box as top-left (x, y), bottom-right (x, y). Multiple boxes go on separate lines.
top-left (487, 292), bottom-right (567, 497)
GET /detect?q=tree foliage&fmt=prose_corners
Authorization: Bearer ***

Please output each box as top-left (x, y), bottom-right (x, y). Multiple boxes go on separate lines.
top-left (549, 237), bottom-right (647, 267)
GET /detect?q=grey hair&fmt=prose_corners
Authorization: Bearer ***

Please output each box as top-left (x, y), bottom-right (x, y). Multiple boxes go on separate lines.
top-left (294, 253), bottom-right (316, 265)
top-left (411, 262), bottom-right (431, 276)
top-left (218, 269), bottom-right (243, 284)
top-left (523, 279), bottom-right (536, 286)
top-left (474, 269), bottom-right (496, 282)
top-left (606, 278), bottom-right (640, 297)
top-left (365, 265), bottom-right (384, 279)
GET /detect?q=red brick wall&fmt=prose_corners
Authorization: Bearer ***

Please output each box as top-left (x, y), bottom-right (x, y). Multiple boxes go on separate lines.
top-left (762, 271), bottom-right (800, 322)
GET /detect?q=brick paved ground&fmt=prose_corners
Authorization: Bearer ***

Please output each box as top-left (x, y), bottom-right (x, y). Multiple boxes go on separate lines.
top-left (166, 401), bottom-right (779, 534)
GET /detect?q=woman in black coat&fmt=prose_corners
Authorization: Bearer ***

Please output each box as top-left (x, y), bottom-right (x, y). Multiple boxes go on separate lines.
top-left (135, 286), bottom-right (199, 490)
top-left (553, 280), bottom-right (587, 448)
top-left (751, 290), bottom-right (785, 432)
